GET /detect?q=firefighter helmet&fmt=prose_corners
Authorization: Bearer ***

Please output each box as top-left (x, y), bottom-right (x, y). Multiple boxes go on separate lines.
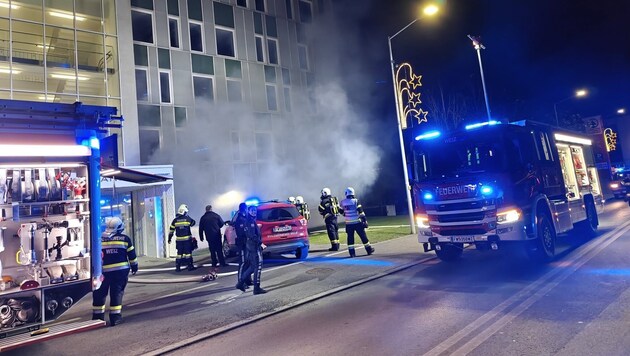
top-left (345, 187), bottom-right (355, 197)
top-left (104, 216), bottom-right (125, 235)
top-left (296, 196), bottom-right (304, 204)
top-left (321, 188), bottom-right (331, 197)
top-left (288, 196), bottom-right (296, 204)
top-left (178, 204), bottom-right (189, 215)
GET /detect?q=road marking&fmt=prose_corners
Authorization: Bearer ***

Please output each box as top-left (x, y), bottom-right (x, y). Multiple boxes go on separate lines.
top-left (201, 293), bottom-right (240, 306)
top-left (424, 218), bottom-right (630, 356)
top-left (126, 282), bottom-right (218, 308)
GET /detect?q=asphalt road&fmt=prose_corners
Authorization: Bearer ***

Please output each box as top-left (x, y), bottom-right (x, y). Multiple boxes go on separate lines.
top-left (7, 200), bottom-right (630, 355)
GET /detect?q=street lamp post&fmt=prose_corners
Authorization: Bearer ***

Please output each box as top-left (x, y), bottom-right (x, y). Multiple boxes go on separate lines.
top-left (388, 5), bottom-right (438, 235)
top-left (554, 89), bottom-right (588, 126)
top-left (467, 35), bottom-right (492, 122)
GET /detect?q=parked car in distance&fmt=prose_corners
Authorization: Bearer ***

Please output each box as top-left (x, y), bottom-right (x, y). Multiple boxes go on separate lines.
top-left (223, 200), bottom-right (310, 259)
top-left (609, 173), bottom-right (630, 199)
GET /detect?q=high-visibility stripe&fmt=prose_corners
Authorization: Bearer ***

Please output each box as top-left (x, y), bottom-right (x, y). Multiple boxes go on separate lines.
top-left (175, 221), bottom-right (191, 226)
top-left (110, 305), bottom-right (122, 310)
top-left (129, 258), bottom-right (138, 264)
top-left (331, 239), bottom-right (339, 243)
top-left (102, 241), bottom-right (128, 248)
top-left (103, 265), bottom-right (130, 272)
top-left (176, 235), bottom-right (192, 241)
top-left (182, 254), bottom-right (192, 258)
top-left (126, 246), bottom-right (135, 252)
top-left (103, 261), bottom-right (129, 269)
top-left (92, 305), bottom-right (105, 311)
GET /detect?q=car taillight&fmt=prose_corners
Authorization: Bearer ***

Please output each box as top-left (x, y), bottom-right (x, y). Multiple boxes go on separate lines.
top-left (257, 223), bottom-right (262, 228)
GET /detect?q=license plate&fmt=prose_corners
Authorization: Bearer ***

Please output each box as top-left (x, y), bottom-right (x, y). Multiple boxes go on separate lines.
top-left (273, 225), bottom-right (292, 233)
top-left (451, 236), bottom-right (475, 243)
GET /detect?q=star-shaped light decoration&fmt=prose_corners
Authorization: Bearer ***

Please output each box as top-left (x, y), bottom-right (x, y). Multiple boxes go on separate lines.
top-left (604, 128), bottom-right (617, 152)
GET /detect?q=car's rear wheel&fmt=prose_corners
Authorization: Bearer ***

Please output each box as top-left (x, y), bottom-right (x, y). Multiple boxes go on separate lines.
top-left (295, 246), bottom-right (309, 260)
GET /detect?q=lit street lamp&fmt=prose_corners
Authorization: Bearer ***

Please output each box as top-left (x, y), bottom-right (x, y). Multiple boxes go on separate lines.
top-left (553, 89), bottom-right (588, 126)
top-left (388, 4), bottom-right (439, 234)
top-left (617, 108), bottom-right (626, 115)
top-left (467, 35), bottom-right (492, 122)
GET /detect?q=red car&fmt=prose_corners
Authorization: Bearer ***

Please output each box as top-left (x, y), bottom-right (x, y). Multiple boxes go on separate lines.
top-left (222, 201), bottom-right (310, 259)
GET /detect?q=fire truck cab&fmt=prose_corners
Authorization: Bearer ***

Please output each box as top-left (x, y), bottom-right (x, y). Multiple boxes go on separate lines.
top-left (412, 120), bottom-right (603, 262)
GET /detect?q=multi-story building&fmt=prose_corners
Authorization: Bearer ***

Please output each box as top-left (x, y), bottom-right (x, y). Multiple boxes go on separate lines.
top-left (0, 0), bottom-right (327, 257)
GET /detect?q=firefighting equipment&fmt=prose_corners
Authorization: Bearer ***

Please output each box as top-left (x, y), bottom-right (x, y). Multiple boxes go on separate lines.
top-left (178, 204), bottom-right (189, 215)
top-left (345, 187), bottom-right (355, 197)
top-left (321, 187), bottom-right (331, 197)
top-left (192, 237), bottom-right (199, 251)
top-left (319, 193), bottom-right (340, 251)
top-left (36, 168), bottom-right (49, 202)
top-left (169, 211), bottom-right (196, 271)
top-left (19, 280), bottom-right (40, 290)
top-left (0, 297), bottom-right (40, 328)
top-left (296, 196), bottom-right (304, 204)
top-left (295, 196), bottom-right (310, 220)
top-left (340, 191), bottom-right (373, 257)
top-left (22, 169), bottom-right (35, 203)
top-left (104, 216), bottom-right (125, 236)
top-left (288, 196), bottom-right (296, 204)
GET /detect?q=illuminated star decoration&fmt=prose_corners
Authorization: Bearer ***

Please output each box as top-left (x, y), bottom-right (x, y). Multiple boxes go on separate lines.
top-left (604, 128), bottom-right (617, 151)
top-left (395, 63), bottom-right (429, 129)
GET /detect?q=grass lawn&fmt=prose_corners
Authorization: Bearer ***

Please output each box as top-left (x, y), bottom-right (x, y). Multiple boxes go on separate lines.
top-left (308, 215), bottom-right (414, 245)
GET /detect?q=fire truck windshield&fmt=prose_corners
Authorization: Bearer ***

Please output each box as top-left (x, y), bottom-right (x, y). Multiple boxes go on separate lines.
top-left (413, 135), bottom-right (516, 181)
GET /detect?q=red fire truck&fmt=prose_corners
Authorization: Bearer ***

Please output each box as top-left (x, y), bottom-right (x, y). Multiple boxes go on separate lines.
top-left (412, 120), bottom-right (603, 262)
top-left (0, 100), bottom-right (120, 351)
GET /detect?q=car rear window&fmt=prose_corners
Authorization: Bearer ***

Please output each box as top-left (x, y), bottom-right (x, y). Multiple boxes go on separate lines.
top-left (258, 206), bottom-right (300, 221)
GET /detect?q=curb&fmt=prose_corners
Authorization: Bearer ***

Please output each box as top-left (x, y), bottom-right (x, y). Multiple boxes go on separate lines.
top-left (144, 253), bottom-right (436, 356)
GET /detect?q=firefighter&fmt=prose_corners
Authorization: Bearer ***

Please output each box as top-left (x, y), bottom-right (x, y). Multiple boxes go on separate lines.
top-left (288, 196), bottom-right (296, 205)
top-left (233, 203), bottom-right (252, 288)
top-left (199, 204), bottom-right (227, 267)
top-left (235, 205), bottom-right (267, 295)
top-left (318, 187), bottom-right (340, 251)
top-left (168, 204), bottom-right (197, 271)
top-left (339, 187), bottom-right (375, 257)
top-left (295, 196), bottom-right (310, 220)
top-left (92, 217), bottom-right (138, 326)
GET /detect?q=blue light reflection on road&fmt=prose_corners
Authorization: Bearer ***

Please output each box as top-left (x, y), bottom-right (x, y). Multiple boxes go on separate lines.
top-left (263, 256), bottom-right (394, 267)
top-left (585, 268), bottom-right (630, 276)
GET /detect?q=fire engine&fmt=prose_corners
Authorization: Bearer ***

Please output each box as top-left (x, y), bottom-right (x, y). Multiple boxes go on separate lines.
top-left (412, 120), bottom-right (603, 262)
top-left (0, 100), bottom-right (120, 351)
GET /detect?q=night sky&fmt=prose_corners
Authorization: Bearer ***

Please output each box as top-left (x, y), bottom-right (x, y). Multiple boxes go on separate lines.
top-left (325, 0), bottom-right (630, 208)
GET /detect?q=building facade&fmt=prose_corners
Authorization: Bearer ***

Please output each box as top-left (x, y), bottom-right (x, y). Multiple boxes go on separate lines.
top-left (0, 0), bottom-right (327, 257)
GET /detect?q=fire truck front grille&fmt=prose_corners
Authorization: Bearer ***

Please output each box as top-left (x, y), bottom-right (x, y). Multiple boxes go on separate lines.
top-left (429, 199), bottom-right (494, 212)
top-left (436, 212), bottom-right (486, 223)
top-left (439, 227), bottom-right (487, 236)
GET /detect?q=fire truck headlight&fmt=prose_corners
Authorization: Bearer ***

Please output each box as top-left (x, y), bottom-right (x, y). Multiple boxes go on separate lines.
top-left (497, 209), bottom-right (521, 224)
top-left (416, 215), bottom-right (430, 229)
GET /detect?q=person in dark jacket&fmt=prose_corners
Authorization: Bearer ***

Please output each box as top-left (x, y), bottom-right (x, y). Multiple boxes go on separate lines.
top-left (233, 203), bottom-right (252, 287)
top-left (199, 204), bottom-right (227, 267)
top-left (339, 187), bottom-right (375, 258)
top-left (168, 204), bottom-right (197, 271)
top-left (318, 187), bottom-right (340, 251)
top-left (235, 205), bottom-right (267, 294)
top-left (92, 217), bottom-right (138, 326)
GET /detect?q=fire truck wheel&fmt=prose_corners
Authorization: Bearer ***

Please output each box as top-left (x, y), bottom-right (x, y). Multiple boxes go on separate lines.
top-left (576, 199), bottom-right (598, 239)
top-left (528, 212), bottom-right (556, 262)
top-left (435, 243), bottom-right (463, 262)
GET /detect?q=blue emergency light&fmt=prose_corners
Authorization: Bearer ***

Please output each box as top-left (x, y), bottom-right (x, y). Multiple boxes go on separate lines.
top-left (465, 120), bottom-right (500, 130)
top-left (245, 198), bottom-right (260, 206)
top-left (415, 130), bottom-right (441, 141)
top-left (423, 192), bottom-right (434, 201)
top-left (480, 185), bottom-right (494, 196)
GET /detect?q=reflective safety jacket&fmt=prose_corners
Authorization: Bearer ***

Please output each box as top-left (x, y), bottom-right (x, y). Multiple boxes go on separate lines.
top-left (339, 196), bottom-right (366, 225)
top-left (102, 233), bottom-right (138, 273)
top-left (296, 202), bottom-right (310, 220)
top-left (318, 195), bottom-right (339, 220)
top-left (169, 213), bottom-right (196, 241)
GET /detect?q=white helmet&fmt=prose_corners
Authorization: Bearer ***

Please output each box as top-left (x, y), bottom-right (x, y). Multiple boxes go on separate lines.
top-left (288, 196), bottom-right (296, 204)
top-left (321, 188), bottom-right (331, 197)
top-left (345, 187), bottom-right (355, 197)
top-left (296, 196), bottom-right (304, 204)
top-left (104, 216), bottom-right (124, 236)
top-left (178, 204), bottom-right (189, 215)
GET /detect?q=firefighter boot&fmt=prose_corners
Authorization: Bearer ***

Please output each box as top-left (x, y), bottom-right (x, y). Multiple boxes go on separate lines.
top-left (348, 249), bottom-right (356, 258)
top-left (187, 264), bottom-right (197, 271)
top-left (109, 314), bottom-right (123, 326)
top-left (366, 245), bottom-right (375, 255)
top-left (253, 285), bottom-right (267, 295)
top-left (92, 314), bottom-right (104, 321)
top-left (175, 263), bottom-right (181, 272)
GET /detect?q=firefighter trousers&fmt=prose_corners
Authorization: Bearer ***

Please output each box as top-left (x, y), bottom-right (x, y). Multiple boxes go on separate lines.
top-left (325, 216), bottom-right (339, 249)
top-left (92, 269), bottom-right (129, 318)
top-left (346, 223), bottom-right (371, 256)
top-left (175, 239), bottom-right (194, 267)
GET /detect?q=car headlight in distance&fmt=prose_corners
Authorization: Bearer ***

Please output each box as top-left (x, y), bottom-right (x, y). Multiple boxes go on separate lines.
top-left (416, 215), bottom-right (430, 229)
top-left (610, 183), bottom-right (620, 189)
top-left (497, 208), bottom-right (521, 224)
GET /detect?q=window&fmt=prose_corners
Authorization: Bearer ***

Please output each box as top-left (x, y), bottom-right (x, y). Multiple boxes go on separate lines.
top-left (286, 0), bottom-right (293, 19)
top-left (255, 0), bottom-right (265, 12)
top-left (193, 76), bottom-right (214, 101)
top-left (135, 69), bottom-right (149, 101)
top-left (227, 80), bottom-right (242, 102)
top-left (138, 105), bottom-right (161, 126)
top-left (284, 87), bottom-right (291, 112)
top-left (158, 48), bottom-right (171, 69)
top-left (264, 65), bottom-right (276, 83)
top-left (267, 38), bottom-right (278, 65)
top-left (266, 85), bottom-right (277, 111)
top-left (216, 28), bottom-right (235, 57)
top-left (298, 44), bottom-right (308, 70)
top-left (255, 36), bottom-right (265, 62)
top-left (175, 107), bottom-right (187, 127)
top-left (168, 17), bottom-right (180, 48)
top-left (134, 44), bottom-right (149, 66)
top-left (214, 2), bottom-right (235, 28)
top-left (225, 59), bottom-right (242, 78)
top-left (132, 10), bottom-right (154, 43)
top-left (237, 0), bottom-right (247, 7)
top-left (139, 129), bottom-right (160, 164)
top-left (167, 0), bottom-right (179, 15)
top-left (189, 21), bottom-right (204, 52)
top-left (265, 15), bottom-right (277, 37)
top-left (256, 132), bottom-right (272, 160)
top-left (282, 68), bottom-right (290, 85)
top-left (188, 0), bottom-right (203, 21)
top-left (192, 54), bottom-right (214, 74)
top-left (298, 0), bottom-right (312, 23)
top-left (159, 71), bottom-right (172, 103)
top-left (253, 12), bottom-right (263, 35)
top-left (296, 23), bottom-right (306, 44)
top-left (132, 0), bottom-right (154, 10)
